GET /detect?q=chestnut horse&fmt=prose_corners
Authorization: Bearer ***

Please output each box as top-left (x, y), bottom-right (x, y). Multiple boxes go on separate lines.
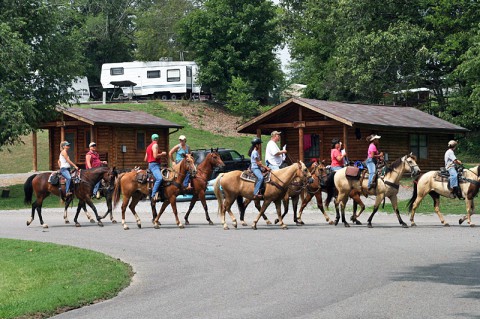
top-left (407, 165), bottom-right (480, 227)
top-left (24, 166), bottom-right (113, 228)
top-left (113, 154), bottom-right (196, 230)
top-left (184, 149), bottom-right (225, 225)
top-left (332, 154), bottom-right (420, 228)
top-left (213, 161), bottom-right (311, 230)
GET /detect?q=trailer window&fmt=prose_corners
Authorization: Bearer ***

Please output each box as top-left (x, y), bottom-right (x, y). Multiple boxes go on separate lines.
top-left (167, 69), bottom-right (180, 82)
top-left (147, 70), bottom-right (160, 78)
top-left (186, 68), bottom-right (192, 77)
top-left (110, 68), bottom-right (124, 76)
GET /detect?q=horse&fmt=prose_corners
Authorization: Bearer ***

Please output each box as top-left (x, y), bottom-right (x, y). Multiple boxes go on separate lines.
top-left (407, 165), bottom-right (480, 227)
top-left (112, 154), bottom-right (196, 230)
top-left (332, 154), bottom-right (420, 228)
top-left (24, 166), bottom-right (113, 228)
top-left (213, 161), bottom-right (311, 230)
top-left (184, 149), bottom-right (225, 225)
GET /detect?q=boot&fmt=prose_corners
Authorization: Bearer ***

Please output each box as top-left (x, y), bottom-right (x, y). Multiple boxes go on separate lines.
top-left (453, 187), bottom-right (464, 200)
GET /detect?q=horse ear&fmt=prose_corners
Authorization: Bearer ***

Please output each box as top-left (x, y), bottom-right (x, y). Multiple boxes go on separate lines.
top-left (210, 148), bottom-right (213, 153)
top-left (321, 160), bottom-right (325, 164)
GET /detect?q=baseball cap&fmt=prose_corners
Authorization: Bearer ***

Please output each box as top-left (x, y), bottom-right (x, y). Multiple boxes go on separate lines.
top-left (151, 134), bottom-right (159, 141)
top-left (179, 135), bottom-right (186, 140)
top-left (89, 142), bottom-right (96, 147)
top-left (61, 141), bottom-right (70, 147)
top-left (271, 131), bottom-right (282, 136)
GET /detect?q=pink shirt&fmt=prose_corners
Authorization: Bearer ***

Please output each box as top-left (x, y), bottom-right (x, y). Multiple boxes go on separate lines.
top-left (367, 143), bottom-right (378, 159)
top-left (331, 148), bottom-right (343, 167)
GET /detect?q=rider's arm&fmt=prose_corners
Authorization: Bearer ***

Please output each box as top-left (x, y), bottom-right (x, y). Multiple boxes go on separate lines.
top-left (62, 150), bottom-right (78, 170)
top-left (168, 145), bottom-right (179, 162)
top-left (85, 154), bottom-right (92, 169)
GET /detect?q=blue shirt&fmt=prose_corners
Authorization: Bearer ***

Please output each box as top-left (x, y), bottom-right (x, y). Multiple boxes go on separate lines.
top-left (175, 144), bottom-right (190, 163)
top-left (251, 149), bottom-right (260, 169)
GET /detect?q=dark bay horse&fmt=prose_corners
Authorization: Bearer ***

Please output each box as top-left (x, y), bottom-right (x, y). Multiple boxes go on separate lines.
top-left (184, 150), bottom-right (225, 225)
top-left (113, 154), bottom-right (196, 230)
top-left (408, 165), bottom-right (480, 227)
top-left (24, 166), bottom-right (113, 228)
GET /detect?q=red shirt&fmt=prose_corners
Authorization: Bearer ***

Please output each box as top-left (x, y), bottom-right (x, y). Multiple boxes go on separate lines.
top-left (146, 141), bottom-right (161, 164)
top-left (331, 148), bottom-right (343, 167)
top-left (86, 150), bottom-right (102, 168)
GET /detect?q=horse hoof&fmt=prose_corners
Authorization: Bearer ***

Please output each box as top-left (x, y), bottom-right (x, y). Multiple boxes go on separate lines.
top-left (265, 220), bottom-right (272, 225)
top-left (42, 224), bottom-right (49, 229)
top-left (470, 223), bottom-right (476, 227)
top-left (443, 223), bottom-right (450, 227)
top-left (354, 220), bottom-right (362, 225)
top-left (154, 224), bottom-right (160, 229)
top-left (112, 220), bottom-right (117, 224)
top-left (223, 224), bottom-right (229, 230)
top-left (299, 220), bottom-right (305, 225)
top-left (296, 222), bottom-right (303, 226)
top-left (459, 218), bottom-right (464, 225)
top-left (334, 220), bottom-right (339, 226)
top-left (281, 225), bottom-right (288, 230)
top-left (64, 220), bottom-right (70, 224)
top-left (137, 223), bottom-right (142, 229)
top-left (328, 221), bottom-right (334, 225)
top-left (179, 224), bottom-right (185, 229)
top-left (185, 220), bottom-right (190, 225)
top-left (367, 223), bottom-right (373, 228)
top-left (90, 219), bottom-right (95, 223)
top-left (124, 225), bottom-right (129, 230)
top-left (233, 223), bottom-right (237, 229)
top-left (274, 219), bottom-right (279, 224)
top-left (241, 221), bottom-right (248, 227)
top-left (97, 221), bottom-right (104, 227)
top-left (208, 220), bottom-right (214, 225)
top-left (402, 223), bottom-right (409, 228)
top-left (252, 225), bottom-right (257, 230)
top-left (344, 223), bottom-right (350, 228)
top-left (75, 223), bottom-right (81, 227)
top-left (26, 220), bottom-right (32, 226)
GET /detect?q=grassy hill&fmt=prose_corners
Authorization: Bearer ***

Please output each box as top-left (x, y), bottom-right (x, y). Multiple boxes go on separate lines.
top-left (0, 101), bottom-right (256, 174)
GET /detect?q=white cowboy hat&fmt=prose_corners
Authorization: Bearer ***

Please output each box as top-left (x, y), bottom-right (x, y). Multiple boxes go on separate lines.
top-left (369, 135), bottom-right (381, 142)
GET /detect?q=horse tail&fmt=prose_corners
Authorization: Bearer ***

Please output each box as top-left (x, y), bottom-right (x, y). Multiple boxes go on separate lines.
top-left (324, 173), bottom-right (336, 208)
top-left (407, 175), bottom-right (421, 212)
top-left (113, 173), bottom-right (125, 208)
top-left (24, 174), bottom-right (37, 205)
top-left (213, 173), bottom-right (224, 216)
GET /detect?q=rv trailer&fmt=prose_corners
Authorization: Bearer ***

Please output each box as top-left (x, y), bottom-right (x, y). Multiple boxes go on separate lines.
top-left (100, 61), bottom-right (201, 100)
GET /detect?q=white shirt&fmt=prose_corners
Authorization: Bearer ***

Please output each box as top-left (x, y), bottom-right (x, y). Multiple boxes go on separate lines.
top-left (445, 149), bottom-right (456, 169)
top-left (59, 153), bottom-right (70, 169)
top-left (266, 140), bottom-right (283, 166)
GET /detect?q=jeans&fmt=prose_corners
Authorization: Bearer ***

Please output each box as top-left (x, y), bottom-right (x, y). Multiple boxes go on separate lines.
top-left (60, 167), bottom-right (72, 193)
top-left (252, 167), bottom-right (264, 196)
top-left (149, 162), bottom-right (163, 197)
top-left (448, 167), bottom-right (458, 188)
top-left (93, 181), bottom-right (101, 196)
top-left (366, 158), bottom-right (376, 188)
top-left (331, 166), bottom-right (342, 172)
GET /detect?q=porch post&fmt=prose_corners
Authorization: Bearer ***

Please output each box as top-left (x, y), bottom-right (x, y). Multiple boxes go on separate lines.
top-left (298, 106), bottom-right (304, 161)
top-left (32, 131), bottom-right (38, 172)
top-left (343, 125), bottom-right (348, 153)
top-left (256, 128), bottom-right (262, 160)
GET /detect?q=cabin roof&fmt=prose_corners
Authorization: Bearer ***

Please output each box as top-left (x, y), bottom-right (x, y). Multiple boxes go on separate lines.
top-left (50, 107), bottom-right (182, 128)
top-left (237, 98), bottom-right (468, 134)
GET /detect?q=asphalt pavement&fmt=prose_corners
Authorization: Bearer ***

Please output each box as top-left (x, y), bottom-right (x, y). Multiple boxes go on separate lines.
top-left (2, 198), bottom-right (480, 319)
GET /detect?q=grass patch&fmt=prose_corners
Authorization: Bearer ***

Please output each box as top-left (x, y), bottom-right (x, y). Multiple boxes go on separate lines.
top-left (0, 184), bottom-right (65, 211)
top-left (0, 238), bottom-right (132, 319)
top-left (380, 196), bottom-right (470, 215)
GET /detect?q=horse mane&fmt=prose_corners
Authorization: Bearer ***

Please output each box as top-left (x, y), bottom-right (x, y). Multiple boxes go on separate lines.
top-left (386, 158), bottom-right (402, 172)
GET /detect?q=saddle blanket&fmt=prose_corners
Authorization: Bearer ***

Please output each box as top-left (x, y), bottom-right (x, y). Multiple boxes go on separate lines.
top-left (240, 170), bottom-right (271, 183)
top-left (48, 170), bottom-right (81, 185)
top-left (345, 166), bottom-right (360, 179)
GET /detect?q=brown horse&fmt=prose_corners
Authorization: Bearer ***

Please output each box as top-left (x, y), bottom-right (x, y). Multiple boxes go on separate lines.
top-left (24, 166), bottom-right (113, 228)
top-left (184, 149), bottom-right (225, 225)
top-left (332, 154), bottom-right (420, 228)
top-left (113, 154), bottom-right (196, 230)
top-left (213, 161), bottom-right (311, 230)
top-left (407, 165), bottom-right (480, 227)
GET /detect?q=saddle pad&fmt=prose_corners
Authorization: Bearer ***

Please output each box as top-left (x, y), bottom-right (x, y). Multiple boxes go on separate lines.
top-left (48, 172), bottom-right (60, 185)
top-left (136, 172), bottom-right (148, 184)
top-left (240, 170), bottom-right (271, 183)
top-left (434, 172), bottom-right (449, 183)
top-left (161, 168), bottom-right (175, 182)
top-left (345, 166), bottom-right (360, 178)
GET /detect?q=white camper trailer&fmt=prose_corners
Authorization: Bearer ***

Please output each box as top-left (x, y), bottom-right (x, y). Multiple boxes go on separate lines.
top-left (100, 61), bottom-right (201, 100)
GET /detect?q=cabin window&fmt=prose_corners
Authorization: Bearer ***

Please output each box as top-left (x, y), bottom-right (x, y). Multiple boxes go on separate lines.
top-left (147, 70), bottom-right (160, 78)
top-left (304, 134), bottom-right (320, 159)
top-left (167, 69), bottom-right (180, 82)
top-left (410, 134), bottom-right (428, 159)
top-left (136, 131), bottom-right (146, 150)
top-left (110, 67), bottom-right (124, 76)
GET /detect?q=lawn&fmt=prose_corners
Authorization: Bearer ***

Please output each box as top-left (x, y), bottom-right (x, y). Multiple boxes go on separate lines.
top-left (0, 184), bottom-right (67, 211)
top-left (0, 238), bottom-right (132, 319)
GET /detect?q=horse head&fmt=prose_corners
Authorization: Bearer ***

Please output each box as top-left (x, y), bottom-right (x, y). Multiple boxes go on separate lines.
top-left (296, 161), bottom-right (313, 184)
top-left (403, 153), bottom-right (421, 177)
top-left (184, 153), bottom-right (197, 177)
top-left (207, 150), bottom-right (225, 169)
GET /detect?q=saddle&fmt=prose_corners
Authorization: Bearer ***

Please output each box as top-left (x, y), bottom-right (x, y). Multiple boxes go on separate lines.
top-left (48, 169), bottom-right (81, 186)
top-left (240, 169), bottom-right (271, 183)
top-left (434, 167), bottom-right (464, 187)
top-left (345, 166), bottom-right (361, 180)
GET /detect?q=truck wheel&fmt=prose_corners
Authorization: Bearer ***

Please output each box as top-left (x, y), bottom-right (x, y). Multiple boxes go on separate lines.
top-left (171, 94), bottom-right (177, 100)
top-left (161, 95), bottom-right (168, 100)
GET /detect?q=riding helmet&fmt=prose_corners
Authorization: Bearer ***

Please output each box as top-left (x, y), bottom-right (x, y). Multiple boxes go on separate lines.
top-left (251, 137), bottom-right (262, 145)
top-left (448, 140), bottom-right (457, 148)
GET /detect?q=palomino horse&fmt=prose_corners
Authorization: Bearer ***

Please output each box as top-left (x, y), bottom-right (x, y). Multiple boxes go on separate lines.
top-left (213, 161), bottom-right (311, 230)
top-left (24, 166), bottom-right (113, 228)
top-left (332, 154), bottom-right (420, 228)
top-left (113, 154), bottom-right (196, 230)
top-left (407, 165), bottom-right (480, 227)
top-left (184, 149), bottom-right (225, 225)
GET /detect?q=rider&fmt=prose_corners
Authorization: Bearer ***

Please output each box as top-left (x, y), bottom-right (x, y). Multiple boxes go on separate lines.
top-left (330, 138), bottom-right (346, 171)
top-left (366, 135), bottom-right (384, 190)
top-left (144, 134), bottom-right (167, 201)
top-left (86, 141), bottom-right (108, 199)
top-left (249, 137), bottom-right (270, 200)
top-left (59, 141), bottom-right (79, 198)
top-left (445, 140), bottom-right (463, 198)
top-left (265, 131), bottom-right (287, 170)
top-left (168, 135), bottom-right (192, 190)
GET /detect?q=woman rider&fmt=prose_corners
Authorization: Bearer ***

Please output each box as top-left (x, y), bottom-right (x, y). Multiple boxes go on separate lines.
top-left (366, 135), bottom-right (383, 190)
top-left (330, 138), bottom-right (346, 171)
top-left (59, 141), bottom-right (79, 198)
top-left (169, 135), bottom-right (191, 189)
top-left (248, 138), bottom-right (270, 200)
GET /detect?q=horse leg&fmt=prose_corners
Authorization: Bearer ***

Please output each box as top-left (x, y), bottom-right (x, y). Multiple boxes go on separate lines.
top-left (126, 195), bottom-right (142, 230)
top-left (100, 190), bottom-right (116, 223)
top-left (199, 194), bottom-right (214, 225)
top-left (275, 199), bottom-right (288, 230)
top-left (252, 200), bottom-right (270, 230)
top-left (340, 196), bottom-right (350, 228)
top-left (82, 198), bottom-right (104, 227)
top-left (297, 193), bottom-right (312, 225)
top-left (37, 203), bottom-right (48, 228)
top-left (428, 192), bottom-right (448, 226)
top-left (153, 201), bottom-right (170, 229)
top-left (349, 191), bottom-right (364, 225)
top-left (410, 191), bottom-right (428, 227)
top-left (466, 199), bottom-right (475, 227)
top-left (73, 201), bottom-right (84, 227)
top-left (367, 196), bottom-right (384, 228)
top-left (292, 195), bottom-right (302, 226)
top-left (63, 196), bottom-right (72, 224)
top-left (184, 194), bottom-right (199, 225)
top-left (275, 196), bottom-right (289, 224)
top-left (334, 197), bottom-right (341, 226)
top-left (27, 200), bottom-right (37, 227)
top-left (389, 196), bottom-right (408, 228)
top-left (170, 200), bottom-right (184, 229)
top-left (240, 198), bottom-right (251, 226)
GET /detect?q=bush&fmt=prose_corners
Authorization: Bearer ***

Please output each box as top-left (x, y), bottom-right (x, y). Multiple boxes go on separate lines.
top-left (225, 76), bottom-right (260, 118)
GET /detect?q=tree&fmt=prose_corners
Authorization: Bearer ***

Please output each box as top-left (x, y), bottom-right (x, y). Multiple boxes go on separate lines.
top-left (178, 0), bottom-right (283, 103)
top-left (225, 76), bottom-right (260, 117)
top-left (135, 0), bottom-right (195, 61)
top-left (0, 1), bottom-right (84, 149)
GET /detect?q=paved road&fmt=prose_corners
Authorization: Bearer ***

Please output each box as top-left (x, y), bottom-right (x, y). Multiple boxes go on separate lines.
top-left (2, 199), bottom-right (480, 319)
